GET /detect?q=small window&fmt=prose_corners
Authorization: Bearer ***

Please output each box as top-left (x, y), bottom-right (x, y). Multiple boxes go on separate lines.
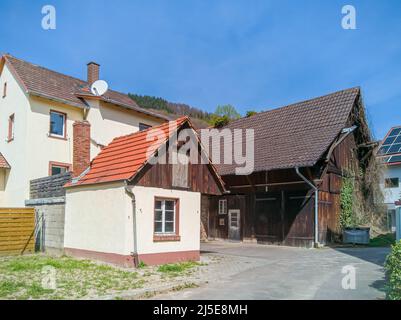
top-left (49, 162), bottom-right (70, 176)
top-left (50, 111), bottom-right (66, 138)
top-left (139, 123), bottom-right (151, 131)
top-left (219, 199), bottom-right (227, 215)
top-left (2, 82), bottom-right (7, 98)
top-left (7, 114), bottom-right (14, 142)
top-left (385, 178), bottom-right (399, 188)
top-left (154, 199), bottom-right (176, 234)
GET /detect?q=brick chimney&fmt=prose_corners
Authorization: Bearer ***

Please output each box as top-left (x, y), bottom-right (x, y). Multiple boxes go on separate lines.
top-left (87, 61), bottom-right (100, 84)
top-left (73, 121), bottom-right (91, 177)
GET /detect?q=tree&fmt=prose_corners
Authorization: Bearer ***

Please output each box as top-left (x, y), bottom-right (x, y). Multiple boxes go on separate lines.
top-left (214, 104), bottom-right (241, 120)
top-left (246, 110), bottom-right (257, 117)
top-left (210, 104), bottom-right (241, 127)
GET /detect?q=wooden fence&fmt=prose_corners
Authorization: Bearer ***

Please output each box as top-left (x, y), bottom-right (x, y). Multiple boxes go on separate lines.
top-left (0, 208), bottom-right (35, 256)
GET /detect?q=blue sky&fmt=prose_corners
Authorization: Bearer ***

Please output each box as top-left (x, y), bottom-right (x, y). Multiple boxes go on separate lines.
top-left (0, 0), bottom-right (400, 139)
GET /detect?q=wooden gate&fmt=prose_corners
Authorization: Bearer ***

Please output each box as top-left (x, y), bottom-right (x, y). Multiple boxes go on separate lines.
top-left (0, 208), bottom-right (35, 256)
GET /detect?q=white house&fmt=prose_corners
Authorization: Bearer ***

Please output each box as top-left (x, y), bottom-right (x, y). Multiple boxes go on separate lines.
top-left (63, 117), bottom-right (225, 266)
top-left (377, 126), bottom-right (401, 232)
top-left (0, 54), bottom-right (169, 206)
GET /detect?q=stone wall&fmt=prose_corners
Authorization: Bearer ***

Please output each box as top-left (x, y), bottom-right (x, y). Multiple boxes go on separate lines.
top-left (30, 172), bottom-right (71, 199)
top-left (26, 197), bottom-right (65, 253)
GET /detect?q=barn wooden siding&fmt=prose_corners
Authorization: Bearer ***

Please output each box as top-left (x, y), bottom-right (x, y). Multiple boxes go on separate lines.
top-left (204, 131), bottom-right (361, 247)
top-left (0, 208), bottom-right (35, 256)
top-left (134, 150), bottom-right (223, 195)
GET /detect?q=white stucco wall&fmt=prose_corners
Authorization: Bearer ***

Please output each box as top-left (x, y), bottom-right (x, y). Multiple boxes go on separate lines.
top-left (130, 186), bottom-right (201, 255)
top-left (380, 164), bottom-right (401, 208)
top-left (64, 183), bottom-right (131, 255)
top-left (64, 183), bottom-right (200, 257)
top-left (0, 64), bottom-right (30, 206)
top-left (86, 101), bottom-right (163, 159)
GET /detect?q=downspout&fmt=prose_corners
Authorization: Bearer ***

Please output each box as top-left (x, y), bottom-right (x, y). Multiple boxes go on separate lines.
top-left (295, 167), bottom-right (319, 247)
top-left (125, 185), bottom-right (138, 266)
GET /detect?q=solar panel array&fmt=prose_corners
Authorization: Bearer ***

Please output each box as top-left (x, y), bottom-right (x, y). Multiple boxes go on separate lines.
top-left (378, 127), bottom-right (401, 164)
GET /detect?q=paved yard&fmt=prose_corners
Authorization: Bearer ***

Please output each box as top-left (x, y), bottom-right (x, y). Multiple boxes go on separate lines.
top-left (154, 242), bottom-right (390, 300)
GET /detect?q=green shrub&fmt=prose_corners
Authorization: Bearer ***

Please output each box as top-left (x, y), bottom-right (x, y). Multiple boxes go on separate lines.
top-left (340, 176), bottom-right (356, 229)
top-left (384, 240), bottom-right (401, 300)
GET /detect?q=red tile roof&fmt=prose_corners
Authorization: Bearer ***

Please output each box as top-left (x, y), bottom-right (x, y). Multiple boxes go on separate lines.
top-left (66, 117), bottom-right (189, 187)
top-left (1, 54), bottom-right (170, 121)
top-left (0, 153), bottom-right (11, 169)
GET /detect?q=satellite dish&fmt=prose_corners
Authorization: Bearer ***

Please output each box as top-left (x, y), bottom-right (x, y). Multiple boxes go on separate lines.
top-left (90, 80), bottom-right (108, 96)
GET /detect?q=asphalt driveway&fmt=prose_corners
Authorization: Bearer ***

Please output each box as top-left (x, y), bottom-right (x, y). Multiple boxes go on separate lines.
top-left (155, 242), bottom-right (390, 300)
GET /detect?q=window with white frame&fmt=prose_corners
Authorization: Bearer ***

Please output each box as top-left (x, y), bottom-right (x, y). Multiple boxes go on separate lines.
top-left (219, 199), bottom-right (227, 215)
top-left (154, 199), bottom-right (176, 234)
top-left (49, 110), bottom-right (66, 138)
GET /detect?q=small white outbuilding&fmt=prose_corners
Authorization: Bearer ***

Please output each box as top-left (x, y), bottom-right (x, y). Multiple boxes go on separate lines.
top-left (63, 117), bottom-right (224, 266)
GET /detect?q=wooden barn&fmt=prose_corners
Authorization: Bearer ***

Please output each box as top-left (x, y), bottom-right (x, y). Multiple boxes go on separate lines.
top-left (202, 87), bottom-right (374, 247)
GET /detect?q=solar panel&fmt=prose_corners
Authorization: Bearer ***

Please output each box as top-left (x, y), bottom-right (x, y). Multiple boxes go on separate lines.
top-left (381, 155), bottom-right (401, 164)
top-left (379, 127), bottom-right (401, 159)
top-left (389, 128), bottom-right (401, 136)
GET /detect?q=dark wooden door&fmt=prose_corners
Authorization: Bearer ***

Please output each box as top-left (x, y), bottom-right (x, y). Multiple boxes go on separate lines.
top-left (254, 194), bottom-right (282, 243)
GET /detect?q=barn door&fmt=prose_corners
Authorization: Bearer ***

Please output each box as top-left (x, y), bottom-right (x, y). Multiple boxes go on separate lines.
top-left (228, 209), bottom-right (241, 241)
top-left (254, 194), bottom-right (282, 243)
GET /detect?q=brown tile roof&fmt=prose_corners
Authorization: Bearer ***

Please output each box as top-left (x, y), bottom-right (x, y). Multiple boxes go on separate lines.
top-left (0, 152), bottom-right (11, 169)
top-left (213, 87), bottom-right (362, 175)
top-left (2, 54), bottom-right (170, 121)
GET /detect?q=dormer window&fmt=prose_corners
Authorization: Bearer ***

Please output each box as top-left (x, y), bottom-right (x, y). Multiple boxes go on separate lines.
top-left (49, 110), bottom-right (66, 139)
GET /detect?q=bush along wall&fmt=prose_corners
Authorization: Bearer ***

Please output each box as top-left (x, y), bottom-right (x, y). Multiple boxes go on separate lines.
top-left (384, 240), bottom-right (401, 300)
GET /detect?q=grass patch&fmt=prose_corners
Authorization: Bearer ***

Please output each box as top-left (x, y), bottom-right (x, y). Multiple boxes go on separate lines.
top-left (0, 255), bottom-right (144, 300)
top-left (369, 233), bottom-right (396, 247)
top-left (157, 261), bottom-right (200, 276)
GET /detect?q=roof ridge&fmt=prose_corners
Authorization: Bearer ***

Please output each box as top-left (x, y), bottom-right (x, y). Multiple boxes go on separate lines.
top-left (226, 86), bottom-right (360, 127)
top-left (5, 54), bottom-right (87, 84)
top-left (110, 116), bottom-right (189, 142)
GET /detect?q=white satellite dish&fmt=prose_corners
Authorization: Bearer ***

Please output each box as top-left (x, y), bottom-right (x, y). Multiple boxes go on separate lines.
top-left (90, 80), bottom-right (108, 96)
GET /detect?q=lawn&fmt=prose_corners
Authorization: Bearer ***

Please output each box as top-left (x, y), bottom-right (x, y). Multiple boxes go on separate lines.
top-left (0, 254), bottom-right (202, 300)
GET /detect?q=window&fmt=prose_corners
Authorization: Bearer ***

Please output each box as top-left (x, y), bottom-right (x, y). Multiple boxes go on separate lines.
top-left (385, 178), bottom-right (399, 188)
top-left (7, 114), bottom-right (14, 142)
top-left (49, 110), bottom-right (66, 138)
top-left (219, 199), bottom-right (227, 215)
top-left (49, 162), bottom-right (71, 176)
top-left (2, 82), bottom-right (6, 98)
top-left (154, 199), bottom-right (176, 234)
top-left (139, 123), bottom-right (151, 131)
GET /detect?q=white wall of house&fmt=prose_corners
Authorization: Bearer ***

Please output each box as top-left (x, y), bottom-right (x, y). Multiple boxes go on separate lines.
top-left (380, 164), bottom-right (401, 231)
top-left (130, 185), bottom-right (201, 255)
top-left (64, 183), bottom-right (201, 264)
top-left (64, 182), bottom-right (130, 255)
top-left (0, 64), bottom-right (30, 206)
top-left (0, 64), bottom-right (165, 207)
top-left (380, 164), bottom-right (401, 207)
top-left (86, 100), bottom-right (162, 158)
